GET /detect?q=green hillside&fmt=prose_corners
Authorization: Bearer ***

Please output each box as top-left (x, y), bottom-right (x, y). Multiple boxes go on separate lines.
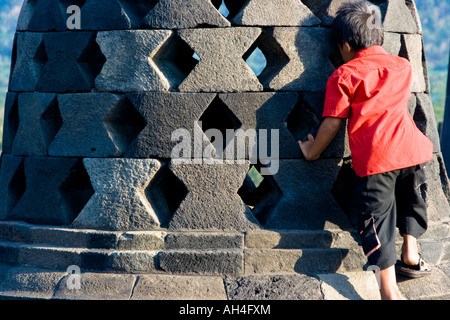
top-left (0, 0), bottom-right (448, 150)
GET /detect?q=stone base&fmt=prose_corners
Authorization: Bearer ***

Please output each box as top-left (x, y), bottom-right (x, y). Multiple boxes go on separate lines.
top-left (1, 263), bottom-right (450, 300)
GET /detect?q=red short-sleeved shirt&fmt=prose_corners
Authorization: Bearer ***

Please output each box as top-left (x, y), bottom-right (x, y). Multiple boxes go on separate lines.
top-left (323, 45), bottom-right (433, 177)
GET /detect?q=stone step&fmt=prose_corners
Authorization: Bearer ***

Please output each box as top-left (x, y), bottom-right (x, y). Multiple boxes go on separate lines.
top-left (0, 220), bottom-right (360, 250)
top-left (0, 238), bottom-right (366, 275)
top-left (2, 262), bottom-right (450, 300)
top-left (0, 240), bottom-right (160, 273)
top-left (0, 221), bottom-right (166, 250)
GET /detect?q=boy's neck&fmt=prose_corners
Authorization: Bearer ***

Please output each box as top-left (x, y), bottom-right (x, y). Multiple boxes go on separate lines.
top-left (339, 42), bottom-right (357, 63)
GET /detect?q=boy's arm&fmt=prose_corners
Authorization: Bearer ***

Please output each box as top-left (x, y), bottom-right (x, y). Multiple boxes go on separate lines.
top-left (298, 117), bottom-right (343, 161)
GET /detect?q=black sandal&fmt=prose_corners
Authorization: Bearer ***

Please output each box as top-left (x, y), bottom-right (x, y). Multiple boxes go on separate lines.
top-left (397, 254), bottom-right (432, 278)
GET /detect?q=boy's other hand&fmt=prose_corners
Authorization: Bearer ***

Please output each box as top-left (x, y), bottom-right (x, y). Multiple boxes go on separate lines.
top-left (298, 134), bottom-right (320, 161)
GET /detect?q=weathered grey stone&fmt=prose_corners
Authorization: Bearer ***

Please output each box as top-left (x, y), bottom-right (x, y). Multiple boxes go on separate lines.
top-left (225, 274), bottom-right (323, 300)
top-left (37, 31), bottom-right (104, 93)
top-left (11, 93), bottom-right (60, 156)
top-left (263, 27), bottom-right (335, 91)
top-left (303, 0), bottom-right (418, 33)
top-left (165, 232), bottom-right (244, 250)
top-left (73, 158), bottom-right (161, 231)
top-left (16, 0), bottom-right (74, 31)
top-left (95, 30), bottom-right (172, 92)
top-left (263, 159), bottom-right (352, 230)
top-left (398, 266), bottom-right (450, 300)
top-left (421, 154), bottom-right (450, 224)
top-left (1, 93), bottom-right (18, 154)
top-left (244, 248), bottom-right (350, 274)
top-left (301, 0), bottom-right (355, 25)
top-left (108, 251), bottom-right (160, 273)
top-left (49, 93), bottom-right (145, 157)
top-left (117, 231), bottom-right (166, 250)
top-left (318, 272), bottom-right (381, 300)
top-left (54, 272), bottom-right (136, 300)
top-left (159, 250), bottom-right (243, 275)
top-left (79, 0), bottom-right (133, 30)
top-left (245, 229), bottom-right (360, 249)
top-left (125, 92), bottom-right (215, 159)
top-left (405, 0), bottom-right (423, 34)
top-left (378, 0), bottom-right (418, 34)
top-left (232, 0), bottom-right (320, 26)
top-left (419, 240), bottom-right (444, 265)
top-left (142, 0), bottom-right (230, 29)
top-left (382, 32), bottom-right (402, 56)
top-left (0, 264), bottom-right (65, 299)
top-left (167, 159), bottom-right (260, 231)
top-left (1, 155), bottom-right (93, 226)
top-left (402, 34), bottom-right (427, 93)
top-left (219, 92), bottom-right (349, 160)
top-left (0, 220), bottom-right (122, 249)
top-left (177, 27), bottom-right (263, 92)
top-left (131, 274), bottom-right (227, 300)
top-left (17, 245), bottom-right (83, 270)
top-left (8, 32), bottom-right (44, 92)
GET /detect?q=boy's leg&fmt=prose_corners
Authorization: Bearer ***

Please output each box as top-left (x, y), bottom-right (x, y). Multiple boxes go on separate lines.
top-left (354, 170), bottom-right (402, 299)
top-left (396, 165), bottom-right (429, 270)
top-left (355, 170), bottom-right (399, 270)
top-left (379, 265), bottom-right (403, 300)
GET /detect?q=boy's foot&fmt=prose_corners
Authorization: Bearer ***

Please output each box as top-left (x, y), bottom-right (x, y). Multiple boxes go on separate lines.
top-left (397, 255), bottom-right (432, 279)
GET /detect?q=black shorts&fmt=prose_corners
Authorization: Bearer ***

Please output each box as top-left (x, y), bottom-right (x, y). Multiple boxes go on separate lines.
top-left (354, 164), bottom-right (428, 270)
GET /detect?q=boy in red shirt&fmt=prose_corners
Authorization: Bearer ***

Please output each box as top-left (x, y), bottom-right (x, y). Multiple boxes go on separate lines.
top-left (299, 1), bottom-right (433, 300)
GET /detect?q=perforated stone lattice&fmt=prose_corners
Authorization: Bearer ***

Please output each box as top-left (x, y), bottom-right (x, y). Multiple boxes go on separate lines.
top-left (1, 0), bottom-right (449, 277)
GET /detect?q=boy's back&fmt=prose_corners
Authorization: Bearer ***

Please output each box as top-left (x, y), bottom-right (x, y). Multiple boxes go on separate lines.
top-left (322, 45), bottom-right (433, 177)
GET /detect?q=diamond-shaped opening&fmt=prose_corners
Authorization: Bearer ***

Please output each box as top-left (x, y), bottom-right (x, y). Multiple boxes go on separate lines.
top-left (199, 96), bottom-right (242, 155)
top-left (244, 46), bottom-right (267, 77)
top-left (238, 163), bottom-right (282, 226)
top-left (118, 0), bottom-right (159, 28)
top-left (145, 161), bottom-right (188, 228)
top-left (244, 32), bottom-right (290, 88)
top-left (286, 96), bottom-right (321, 143)
top-left (212, 0), bottom-right (247, 20)
top-left (76, 34), bottom-right (106, 85)
top-left (8, 34), bottom-right (18, 85)
top-left (40, 97), bottom-right (63, 148)
top-left (33, 39), bottom-right (48, 69)
top-left (59, 159), bottom-right (95, 225)
top-left (6, 159), bottom-right (26, 217)
top-left (153, 33), bottom-right (199, 90)
top-left (103, 96), bottom-right (147, 153)
top-left (4, 94), bottom-right (19, 152)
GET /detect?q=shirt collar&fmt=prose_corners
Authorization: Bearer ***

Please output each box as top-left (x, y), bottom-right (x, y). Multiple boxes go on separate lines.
top-left (354, 45), bottom-right (387, 59)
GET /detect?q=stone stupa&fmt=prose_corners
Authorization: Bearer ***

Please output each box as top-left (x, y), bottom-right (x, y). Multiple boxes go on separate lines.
top-left (0, 0), bottom-right (449, 300)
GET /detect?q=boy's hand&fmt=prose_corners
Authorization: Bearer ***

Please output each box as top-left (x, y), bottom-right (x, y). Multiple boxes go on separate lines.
top-left (298, 134), bottom-right (320, 161)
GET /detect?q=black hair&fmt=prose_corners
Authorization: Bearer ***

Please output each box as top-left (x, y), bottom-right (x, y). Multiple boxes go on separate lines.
top-left (332, 1), bottom-right (384, 51)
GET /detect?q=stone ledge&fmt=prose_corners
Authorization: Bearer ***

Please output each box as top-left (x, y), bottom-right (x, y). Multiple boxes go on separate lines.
top-left (2, 263), bottom-right (449, 300)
